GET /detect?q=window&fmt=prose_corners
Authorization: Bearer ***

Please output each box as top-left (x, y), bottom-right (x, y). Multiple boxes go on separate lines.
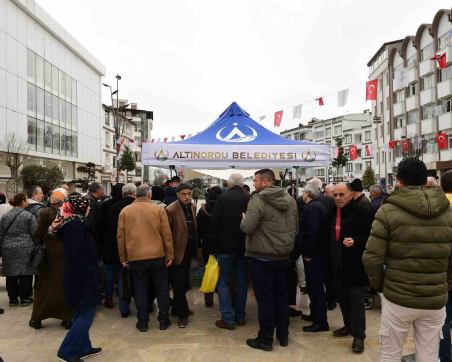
top-left (52, 95), bottom-right (59, 123)
top-left (71, 78), bottom-right (77, 104)
top-left (365, 130), bottom-right (371, 141)
top-left (60, 128), bottom-right (66, 154)
top-left (72, 105), bottom-right (77, 130)
top-left (37, 119), bottom-right (44, 152)
top-left (365, 161), bottom-right (372, 169)
top-left (27, 117), bottom-right (37, 150)
top-left (421, 74), bottom-right (435, 90)
top-left (442, 97), bottom-right (452, 113)
top-left (381, 151), bottom-right (385, 164)
top-left (135, 167), bottom-right (142, 177)
top-left (72, 131), bottom-right (78, 157)
top-left (325, 128), bottom-right (331, 137)
top-left (135, 152), bottom-right (142, 162)
top-left (44, 122), bottom-right (52, 151)
top-left (449, 134), bottom-right (452, 149)
top-left (314, 130), bottom-right (324, 139)
top-left (346, 163), bottom-right (353, 172)
top-left (421, 43), bottom-right (434, 61)
top-left (105, 131), bottom-right (110, 148)
top-left (27, 83), bottom-right (36, 116)
top-left (376, 152), bottom-right (380, 164)
top-left (27, 50), bottom-right (36, 83)
top-left (52, 126), bottom-right (60, 155)
top-left (65, 132), bottom-right (72, 155)
top-left (59, 98), bottom-right (66, 128)
top-left (354, 134), bottom-right (362, 143)
top-left (439, 65), bottom-right (452, 82)
top-left (44, 60), bottom-right (52, 92)
top-left (354, 163), bottom-right (363, 172)
top-left (316, 169), bottom-right (325, 177)
top-left (395, 90), bottom-right (405, 103)
top-left (66, 101), bottom-right (72, 129)
top-left (344, 134), bottom-right (352, 144)
top-left (52, 65), bottom-right (59, 95)
top-left (438, 31), bottom-right (452, 50)
top-left (105, 112), bottom-right (110, 125)
top-left (334, 125), bottom-right (342, 135)
top-left (393, 116), bottom-right (404, 129)
top-left (44, 91), bottom-right (52, 121)
top-left (406, 82), bottom-right (416, 97)
top-left (36, 87), bottom-right (44, 120)
top-left (65, 74), bottom-right (71, 102)
top-left (407, 111), bottom-right (419, 125)
top-left (36, 55), bottom-right (44, 89)
top-left (59, 70), bottom-right (65, 98)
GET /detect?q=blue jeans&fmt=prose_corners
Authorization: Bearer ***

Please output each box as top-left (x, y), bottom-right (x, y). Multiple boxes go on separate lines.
top-left (58, 305), bottom-right (96, 359)
top-left (439, 291), bottom-right (452, 362)
top-left (216, 254), bottom-right (248, 325)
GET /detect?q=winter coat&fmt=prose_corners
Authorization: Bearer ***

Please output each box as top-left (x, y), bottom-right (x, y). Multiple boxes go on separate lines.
top-left (0, 208), bottom-right (37, 276)
top-left (86, 193), bottom-right (102, 241)
top-left (241, 186), bottom-right (298, 261)
top-left (25, 199), bottom-right (46, 221)
top-left (370, 195), bottom-right (385, 217)
top-left (165, 200), bottom-right (198, 265)
top-left (117, 198), bottom-right (174, 264)
top-left (57, 218), bottom-right (100, 309)
top-left (363, 187), bottom-right (452, 310)
top-left (197, 201), bottom-right (218, 255)
top-left (210, 186), bottom-right (249, 255)
top-left (100, 196), bottom-right (135, 265)
top-left (356, 193), bottom-right (372, 213)
top-left (164, 187), bottom-right (178, 205)
top-left (293, 199), bottom-right (327, 259)
top-left (330, 200), bottom-right (372, 287)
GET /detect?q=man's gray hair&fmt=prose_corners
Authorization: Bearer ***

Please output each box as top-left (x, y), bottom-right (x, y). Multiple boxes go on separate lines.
top-left (307, 177), bottom-right (323, 191)
top-left (122, 183), bottom-right (137, 197)
top-left (228, 173), bottom-right (244, 187)
top-left (136, 184), bottom-right (151, 198)
top-left (370, 184), bottom-right (383, 195)
top-left (304, 184), bottom-right (321, 199)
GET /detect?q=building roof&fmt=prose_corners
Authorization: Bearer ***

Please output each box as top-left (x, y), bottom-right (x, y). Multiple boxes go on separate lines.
top-left (367, 39), bottom-right (404, 67)
top-left (13, 0), bottom-right (105, 75)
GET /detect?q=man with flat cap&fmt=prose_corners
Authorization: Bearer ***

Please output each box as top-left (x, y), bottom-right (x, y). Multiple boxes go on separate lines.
top-left (165, 183), bottom-right (198, 328)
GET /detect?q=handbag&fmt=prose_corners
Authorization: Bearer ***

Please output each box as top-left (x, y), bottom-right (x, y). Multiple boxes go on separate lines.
top-left (28, 243), bottom-right (46, 269)
top-left (199, 255), bottom-right (220, 293)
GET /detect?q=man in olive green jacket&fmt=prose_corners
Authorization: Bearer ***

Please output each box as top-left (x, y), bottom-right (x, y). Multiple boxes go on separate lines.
top-left (240, 169), bottom-right (298, 352)
top-left (363, 158), bottom-right (452, 362)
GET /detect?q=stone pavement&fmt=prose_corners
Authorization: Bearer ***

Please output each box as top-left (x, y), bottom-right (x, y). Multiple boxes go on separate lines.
top-left (0, 279), bottom-right (415, 362)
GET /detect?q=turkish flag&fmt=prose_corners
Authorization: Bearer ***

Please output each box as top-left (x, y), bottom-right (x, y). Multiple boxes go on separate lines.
top-left (436, 132), bottom-right (448, 150)
top-left (401, 139), bottom-right (411, 152)
top-left (180, 135), bottom-right (186, 140)
top-left (316, 97), bottom-right (324, 106)
top-left (388, 140), bottom-right (397, 149)
top-left (274, 110), bottom-right (283, 127)
top-left (366, 79), bottom-right (378, 101)
top-left (438, 53), bottom-right (447, 69)
top-left (349, 145), bottom-right (358, 160)
top-left (365, 144), bottom-right (372, 157)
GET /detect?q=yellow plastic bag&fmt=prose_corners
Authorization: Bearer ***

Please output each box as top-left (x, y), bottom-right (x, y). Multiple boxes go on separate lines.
top-left (199, 255), bottom-right (220, 293)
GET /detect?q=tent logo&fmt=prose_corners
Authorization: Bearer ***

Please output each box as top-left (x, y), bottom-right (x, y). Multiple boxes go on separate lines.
top-left (216, 122), bottom-right (258, 143)
top-left (302, 149), bottom-right (316, 162)
top-left (155, 147), bottom-right (169, 162)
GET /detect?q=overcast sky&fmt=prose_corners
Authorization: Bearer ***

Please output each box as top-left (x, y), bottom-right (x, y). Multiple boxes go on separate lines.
top-left (38, 0), bottom-right (452, 138)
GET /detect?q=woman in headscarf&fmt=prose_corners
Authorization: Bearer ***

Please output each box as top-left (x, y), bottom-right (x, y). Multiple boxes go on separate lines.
top-left (196, 186), bottom-right (223, 307)
top-left (54, 194), bottom-right (102, 362)
top-left (29, 188), bottom-right (73, 330)
top-left (0, 192), bottom-right (37, 306)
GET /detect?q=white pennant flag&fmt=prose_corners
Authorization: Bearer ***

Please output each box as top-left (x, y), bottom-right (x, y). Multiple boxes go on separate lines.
top-left (337, 89), bottom-right (349, 107)
top-left (292, 104), bottom-right (302, 120)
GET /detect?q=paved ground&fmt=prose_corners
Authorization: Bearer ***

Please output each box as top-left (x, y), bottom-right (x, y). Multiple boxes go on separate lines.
top-left (0, 278), bottom-right (416, 362)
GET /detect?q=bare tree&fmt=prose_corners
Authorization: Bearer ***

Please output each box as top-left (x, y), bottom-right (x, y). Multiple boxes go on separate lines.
top-left (0, 133), bottom-right (29, 178)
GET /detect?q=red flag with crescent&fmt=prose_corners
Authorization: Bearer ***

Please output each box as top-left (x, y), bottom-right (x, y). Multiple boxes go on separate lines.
top-left (436, 132), bottom-right (448, 150)
top-left (388, 140), bottom-right (397, 149)
top-left (366, 79), bottom-right (378, 101)
top-left (349, 145), bottom-right (358, 160)
top-left (316, 97), bottom-right (324, 106)
top-left (274, 110), bottom-right (283, 127)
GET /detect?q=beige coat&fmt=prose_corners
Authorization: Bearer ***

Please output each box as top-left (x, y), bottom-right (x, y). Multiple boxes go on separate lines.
top-left (117, 198), bottom-right (174, 264)
top-left (165, 200), bottom-right (197, 265)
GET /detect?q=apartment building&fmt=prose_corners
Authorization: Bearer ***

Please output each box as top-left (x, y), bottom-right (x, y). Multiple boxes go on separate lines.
top-left (368, 8), bottom-right (452, 185)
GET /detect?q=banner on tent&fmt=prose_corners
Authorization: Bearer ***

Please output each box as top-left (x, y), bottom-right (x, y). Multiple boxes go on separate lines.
top-left (142, 143), bottom-right (329, 168)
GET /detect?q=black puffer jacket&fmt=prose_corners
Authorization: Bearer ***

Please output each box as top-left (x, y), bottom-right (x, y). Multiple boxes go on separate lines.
top-left (197, 200), bottom-right (218, 255)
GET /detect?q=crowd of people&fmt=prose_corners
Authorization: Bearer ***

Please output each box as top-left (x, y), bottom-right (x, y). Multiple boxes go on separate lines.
top-left (0, 158), bottom-right (451, 362)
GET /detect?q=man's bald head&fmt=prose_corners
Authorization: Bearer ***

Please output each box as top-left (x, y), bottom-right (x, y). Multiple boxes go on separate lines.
top-left (333, 182), bottom-right (353, 208)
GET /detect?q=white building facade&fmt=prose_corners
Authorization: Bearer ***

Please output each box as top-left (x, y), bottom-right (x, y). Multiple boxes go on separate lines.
top-left (368, 8), bottom-right (452, 185)
top-left (0, 0), bottom-right (105, 183)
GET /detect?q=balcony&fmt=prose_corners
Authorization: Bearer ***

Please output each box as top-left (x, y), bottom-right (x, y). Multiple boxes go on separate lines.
top-left (419, 58), bottom-right (436, 77)
top-left (406, 67), bottom-right (417, 84)
top-left (420, 88), bottom-right (435, 106)
top-left (437, 79), bottom-right (452, 99)
top-left (438, 112), bottom-right (452, 131)
top-left (406, 95), bottom-right (419, 112)
top-left (406, 123), bottom-right (420, 137)
top-left (422, 152), bottom-right (439, 164)
top-left (421, 118), bottom-right (437, 134)
top-left (440, 149), bottom-right (452, 161)
top-left (393, 101), bottom-right (406, 116)
top-left (394, 127), bottom-right (406, 140)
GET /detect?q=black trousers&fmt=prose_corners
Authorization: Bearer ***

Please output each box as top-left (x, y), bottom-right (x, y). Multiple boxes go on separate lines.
top-left (129, 257), bottom-right (170, 324)
top-left (338, 284), bottom-right (366, 340)
top-left (324, 256), bottom-right (336, 304)
top-left (285, 260), bottom-right (298, 306)
top-left (6, 275), bottom-right (33, 301)
top-left (170, 250), bottom-right (191, 318)
top-left (304, 256), bottom-right (328, 325)
top-left (250, 258), bottom-right (289, 343)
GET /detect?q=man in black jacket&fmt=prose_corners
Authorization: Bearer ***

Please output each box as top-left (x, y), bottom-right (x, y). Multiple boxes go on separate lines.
top-left (294, 184), bottom-right (328, 333)
top-left (211, 173), bottom-right (249, 330)
top-left (331, 182), bottom-right (372, 354)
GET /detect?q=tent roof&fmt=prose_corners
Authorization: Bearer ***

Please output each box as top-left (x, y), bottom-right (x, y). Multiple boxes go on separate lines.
top-left (172, 102), bottom-right (317, 146)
